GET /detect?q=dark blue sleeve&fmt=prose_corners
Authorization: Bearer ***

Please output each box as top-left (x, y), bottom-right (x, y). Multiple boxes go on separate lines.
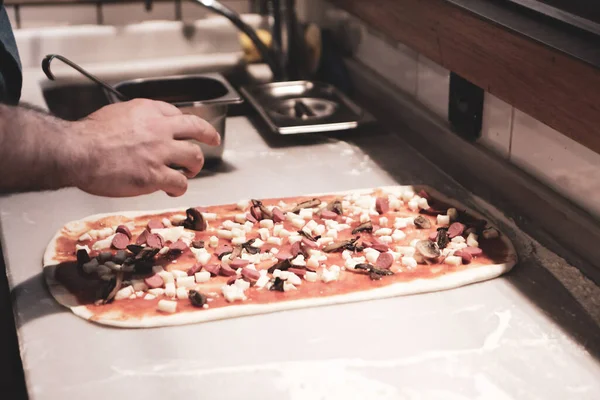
top-left (0, 1), bottom-right (22, 105)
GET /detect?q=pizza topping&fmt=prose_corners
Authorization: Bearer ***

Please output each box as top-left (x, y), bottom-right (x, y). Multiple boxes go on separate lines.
top-left (354, 263), bottom-right (394, 280)
top-left (144, 274), bottom-right (164, 289)
top-left (241, 267), bottom-right (261, 282)
top-left (229, 245), bottom-right (243, 261)
top-left (444, 255), bottom-right (462, 266)
top-left (367, 238), bottom-right (389, 252)
top-left (447, 222), bottom-right (465, 238)
top-left (268, 258), bottom-right (292, 274)
top-left (187, 263), bottom-right (203, 276)
top-left (351, 221), bottom-right (373, 234)
top-left (113, 225), bottom-right (132, 240)
top-left (157, 299), bottom-right (177, 313)
top-left (323, 237), bottom-right (358, 253)
top-left (414, 216), bottom-right (431, 229)
top-left (455, 250), bottom-right (472, 263)
top-left (230, 259), bottom-right (250, 268)
top-left (110, 233), bottom-right (130, 250)
top-left (447, 207), bottom-right (458, 222)
top-left (241, 239), bottom-right (260, 254)
top-left (482, 227), bottom-right (499, 239)
top-left (415, 240), bottom-right (441, 259)
top-left (275, 250), bottom-right (292, 261)
top-left (219, 263), bottom-right (237, 277)
top-left (135, 229), bottom-right (149, 245)
top-left (269, 277), bottom-right (285, 292)
top-left (436, 215), bottom-right (450, 227)
top-left (216, 245), bottom-right (233, 259)
top-left (246, 212), bottom-right (258, 224)
top-left (301, 237), bottom-right (319, 250)
top-left (99, 271), bottom-right (124, 304)
top-left (188, 290), bottom-right (208, 307)
top-left (146, 233), bottom-right (164, 249)
top-left (176, 276), bottom-right (196, 289)
top-left (291, 198), bottom-right (321, 213)
top-left (169, 240), bottom-right (188, 253)
top-left (466, 233), bottom-right (479, 248)
top-left (375, 252), bottom-right (394, 269)
top-left (191, 240), bottom-right (205, 249)
top-left (375, 197), bottom-right (390, 214)
top-left (271, 207), bottom-right (285, 223)
top-left (204, 264), bottom-right (221, 276)
top-left (76, 248), bottom-right (91, 266)
top-left (147, 219), bottom-right (165, 230)
top-left (183, 208), bottom-right (207, 231)
top-left (463, 246), bottom-right (483, 256)
top-left (435, 228), bottom-right (450, 249)
top-left (321, 266), bottom-right (341, 283)
top-left (251, 199), bottom-right (273, 220)
top-left (222, 283), bottom-right (247, 302)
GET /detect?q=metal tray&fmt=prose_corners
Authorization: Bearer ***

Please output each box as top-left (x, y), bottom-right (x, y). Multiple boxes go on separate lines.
top-left (241, 80), bottom-right (373, 134)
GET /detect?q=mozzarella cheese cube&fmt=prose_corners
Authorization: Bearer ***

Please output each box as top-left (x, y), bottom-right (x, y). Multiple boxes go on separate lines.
top-left (78, 232), bottom-right (93, 242)
top-left (197, 251), bottom-right (212, 266)
top-left (148, 288), bottom-right (165, 296)
top-left (305, 220), bottom-right (319, 232)
top-left (165, 282), bottom-right (176, 298)
top-left (437, 215), bottom-right (450, 227)
top-left (285, 212), bottom-right (297, 222)
top-left (452, 236), bottom-right (466, 243)
top-left (235, 279), bottom-right (251, 291)
top-left (336, 224), bottom-right (351, 231)
top-left (359, 213), bottom-right (371, 223)
top-left (171, 214), bottom-right (187, 224)
top-left (161, 218), bottom-right (172, 228)
top-left (393, 218), bottom-right (408, 230)
top-left (152, 266), bottom-right (165, 275)
top-left (467, 233), bottom-right (479, 247)
top-left (292, 255), bottom-right (306, 267)
top-left (305, 271), bottom-right (318, 282)
top-left (132, 279), bottom-right (149, 292)
top-left (321, 267), bottom-right (340, 283)
top-left (391, 230), bottom-right (407, 242)
top-left (234, 213), bottom-right (247, 224)
top-left (317, 237), bottom-right (334, 246)
top-left (283, 282), bottom-right (297, 292)
top-left (244, 221), bottom-right (254, 232)
top-left (401, 189), bottom-right (415, 202)
top-left (252, 238), bottom-right (265, 248)
top-left (401, 257), bottom-right (418, 269)
top-left (324, 229), bottom-right (338, 239)
top-left (232, 236), bottom-right (247, 245)
top-left (374, 228), bottom-right (392, 236)
top-left (176, 287), bottom-right (188, 300)
top-left (150, 226), bottom-right (185, 244)
top-left (299, 209), bottom-right (313, 220)
top-left (158, 246), bottom-right (169, 255)
top-left (144, 293), bottom-right (156, 300)
top-left (231, 228), bottom-right (245, 238)
top-left (288, 235), bottom-right (303, 244)
top-left (217, 230), bottom-right (233, 240)
top-left (389, 198), bottom-right (402, 210)
top-left (366, 250), bottom-right (380, 264)
top-left (158, 271), bottom-right (175, 284)
top-left (157, 299), bottom-right (177, 313)
top-left (255, 275), bottom-right (270, 289)
top-left (291, 218), bottom-right (306, 229)
top-left (408, 200), bottom-right (419, 211)
top-left (171, 269), bottom-right (188, 279)
top-left (259, 219), bottom-right (274, 229)
top-left (114, 285), bottom-right (135, 301)
top-left (418, 198), bottom-right (430, 210)
top-left (202, 212), bottom-right (217, 221)
top-left (445, 255), bottom-right (462, 266)
top-left (237, 199), bottom-right (250, 211)
top-left (195, 271), bottom-right (211, 283)
top-left (307, 256), bottom-right (320, 269)
top-left (379, 217), bottom-right (389, 227)
top-left (342, 250), bottom-right (352, 260)
top-left (270, 247), bottom-right (280, 254)
top-left (272, 269), bottom-right (282, 278)
top-left (379, 235), bottom-right (393, 244)
top-left (267, 237), bottom-right (283, 246)
top-left (395, 246), bottom-right (415, 257)
top-left (257, 228), bottom-right (270, 241)
top-left (410, 239), bottom-right (420, 248)
top-left (325, 219), bottom-right (339, 230)
top-left (221, 284), bottom-right (247, 302)
top-left (449, 242), bottom-right (468, 250)
top-left (75, 244), bottom-right (91, 254)
top-left (176, 276), bottom-right (196, 289)
top-left (92, 234), bottom-right (116, 250)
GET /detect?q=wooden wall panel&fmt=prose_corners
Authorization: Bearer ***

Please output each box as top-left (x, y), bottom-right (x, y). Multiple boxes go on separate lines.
top-left (330, 0), bottom-right (600, 155)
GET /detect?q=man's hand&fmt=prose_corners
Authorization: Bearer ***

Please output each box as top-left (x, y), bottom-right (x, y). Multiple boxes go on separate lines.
top-left (69, 99), bottom-right (220, 197)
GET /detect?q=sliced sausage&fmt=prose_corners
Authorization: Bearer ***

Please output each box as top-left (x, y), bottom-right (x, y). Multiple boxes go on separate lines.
top-left (135, 229), bottom-right (149, 245)
top-left (320, 210), bottom-right (338, 220)
top-left (272, 207), bottom-right (285, 223)
top-left (169, 240), bottom-right (188, 252)
top-left (230, 259), bottom-right (250, 268)
top-left (144, 274), bottom-right (164, 289)
top-left (187, 263), bottom-right (203, 276)
top-left (219, 263), bottom-right (238, 277)
top-left (275, 250), bottom-right (292, 261)
top-left (227, 275), bottom-right (240, 285)
top-left (301, 237), bottom-right (319, 249)
top-left (376, 197), bottom-right (389, 214)
top-left (241, 267), bottom-right (260, 281)
top-left (448, 222), bottom-right (466, 238)
top-left (216, 245), bottom-right (233, 258)
top-left (375, 252), bottom-right (394, 269)
top-left (429, 231), bottom-right (438, 240)
top-left (146, 233), bottom-right (164, 249)
top-left (370, 238), bottom-right (390, 252)
top-left (291, 241), bottom-right (302, 257)
top-left (288, 267), bottom-right (307, 276)
top-left (246, 212), bottom-right (258, 224)
top-left (147, 219), bottom-right (164, 230)
top-left (204, 264), bottom-right (221, 276)
top-left (111, 232), bottom-right (130, 250)
top-left (454, 250), bottom-right (472, 264)
top-left (463, 247), bottom-right (482, 256)
top-left (116, 225), bottom-right (132, 239)
top-left (250, 206), bottom-right (262, 221)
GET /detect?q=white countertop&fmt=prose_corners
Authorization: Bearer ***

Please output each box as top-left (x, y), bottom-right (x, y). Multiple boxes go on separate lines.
top-left (2, 115), bottom-right (600, 399)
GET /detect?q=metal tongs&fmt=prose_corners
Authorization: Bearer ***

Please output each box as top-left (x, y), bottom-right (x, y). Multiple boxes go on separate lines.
top-left (41, 54), bottom-right (129, 101)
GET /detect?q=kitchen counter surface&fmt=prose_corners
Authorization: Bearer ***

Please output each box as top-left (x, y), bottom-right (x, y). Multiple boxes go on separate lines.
top-left (2, 114), bottom-right (600, 399)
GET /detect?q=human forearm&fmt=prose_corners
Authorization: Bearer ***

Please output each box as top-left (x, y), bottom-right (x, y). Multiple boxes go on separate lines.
top-left (0, 104), bottom-right (81, 193)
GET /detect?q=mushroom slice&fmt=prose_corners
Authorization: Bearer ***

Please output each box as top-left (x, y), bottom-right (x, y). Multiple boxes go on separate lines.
top-left (351, 221), bottom-right (373, 234)
top-left (415, 240), bottom-right (441, 259)
top-left (322, 237), bottom-right (358, 253)
top-left (291, 198), bottom-right (321, 213)
top-left (183, 208), bottom-right (206, 231)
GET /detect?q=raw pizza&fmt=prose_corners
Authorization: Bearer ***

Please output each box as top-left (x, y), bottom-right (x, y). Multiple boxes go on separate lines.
top-left (43, 186), bottom-right (517, 328)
